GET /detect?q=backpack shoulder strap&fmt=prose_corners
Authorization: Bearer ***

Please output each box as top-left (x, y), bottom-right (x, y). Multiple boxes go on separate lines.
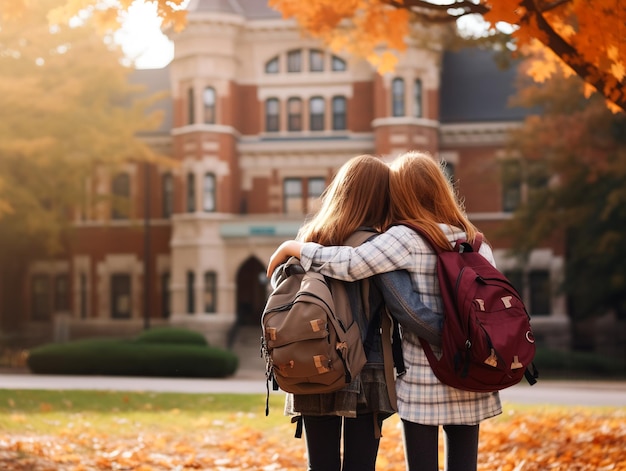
top-left (343, 228), bottom-right (378, 246)
top-left (470, 232), bottom-right (483, 253)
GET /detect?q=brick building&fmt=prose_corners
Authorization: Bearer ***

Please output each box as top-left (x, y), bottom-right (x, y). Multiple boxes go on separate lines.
top-left (13, 0), bottom-right (572, 352)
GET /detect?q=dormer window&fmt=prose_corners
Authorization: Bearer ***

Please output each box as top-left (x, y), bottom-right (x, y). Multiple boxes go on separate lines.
top-left (310, 49), bottom-right (324, 72)
top-left (287, 50), bottom-right (302, 73)
top-left (265, 56), bottom-right (279, 74)
top-left (331, 55), bottom-right (346, 71)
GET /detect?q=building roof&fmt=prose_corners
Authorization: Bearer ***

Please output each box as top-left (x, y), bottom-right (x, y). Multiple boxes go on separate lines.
top-left (440, 47), bottom-right (531, 123)
top-left (186, 0), bottom-right (281, 19)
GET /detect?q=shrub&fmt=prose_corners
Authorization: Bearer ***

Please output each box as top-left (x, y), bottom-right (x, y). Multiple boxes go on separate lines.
top-left (135, 327), bottom-right (208, 346)
top-left (534, 347), bottom-right (626, 378)
top-left (27, 334), bottom-right (238, 378)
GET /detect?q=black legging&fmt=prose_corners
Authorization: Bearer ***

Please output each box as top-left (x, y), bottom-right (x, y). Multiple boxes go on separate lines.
top-left (303, 413), bottom-right (382, 471)
top-left (402, 419), bottom-right (479, 471)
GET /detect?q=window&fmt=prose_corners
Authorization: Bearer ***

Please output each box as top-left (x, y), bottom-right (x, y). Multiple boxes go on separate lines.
top-left (529, 270), bottom-right (551, 316)
top-left (265, 98), bottom-right (280, 132)
top-left (287, 97), bottom-right (302, 131)
top-left (283, 178), bottom-right (303, 214)
top-left (54, 274), bottom-right (69, 311)
top-left (186, 172), bottom-right (196, 212)
top-left (162, 173), bottom-right (173, 218)
top-left (307, 177), bottom-right (325, 215)
top-left (392, 78), bottom-right (405, 117)
top-left (502, 160), bottom-right (522, 212)
top-left (80, 273), bottom-right (88, 319)
top-left (331, 55), bottom-right (346, 71)
top-left (111, 172), bottom-right (130, 220)
top-left (414, 79), bottom-right (423, 118)
top-left (161, 272), bottom-right (170, 319)
top-left (186, 270), bottom-right (195, 314)
top-left (265, 56), bottom-right (279, 74)
top-left (309, 97), bottom-right (325, 131)
top-left (310, 49), bottom-right (324, 72)
top-left (284, 177), bottom-right (325, 215)
top-left (32, 275), bottom-right (51, 320)
top-left (203, 173), bottom-right (216, 212)
top-left (187, 87), bottom-right (195, 125)
top-left (204, 271), bottom-right (217, 313)
top-left (287, 50), bottom-right (302, 73)
top-left (110, 274), bottom-right (131, 319)
top-left (332, 96), bottom-right (347, 130)
top-left (203, 87), bottom-right (216, 124)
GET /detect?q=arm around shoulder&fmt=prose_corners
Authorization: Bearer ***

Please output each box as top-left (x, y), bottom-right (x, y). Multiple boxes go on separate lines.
top-left (267, 240), bottom-right (304, 277)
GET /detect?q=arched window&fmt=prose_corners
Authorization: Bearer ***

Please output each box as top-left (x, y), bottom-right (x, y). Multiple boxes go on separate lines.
top-left (111, 172), bottom-right (130, 220)
top-left (414, 79), bottom-right (423, 118)
top-left (186, 172), bottom-right (196, 213)
top-left (203, 87), bottom-right (216, 124)
top-left (392, 78), bottom-right (405, 117)
top-left (265, 98), bottom-right (280, 132)
top-left (309, 97), bottom-right (325, 131)
top-left (309, 49), bottom-right (324, 72)
top-left (203, 173), bottom-right (216, 212)
top-left (287, 49), bottom-right (302, 73)
top-left (162, 172), bottom-right (173, 218)
top-left (287, 97), bottom-right (302, 131)
top-left (331, 55), bottom-right (346, 71)
top-left (265, 56), bottom-right (279, 74)
top-left (332, 96), bottom-right (347, 130)
top-left (187, 87), bottom-right (195, 124)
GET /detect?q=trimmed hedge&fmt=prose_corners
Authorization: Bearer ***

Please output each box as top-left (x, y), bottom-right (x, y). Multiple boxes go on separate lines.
top-left (27, 331), bottom-right (238, 378)
top-left (534, 347), bottom-right (626, 378)
top-left (134, 327), bottom-right (209, 346)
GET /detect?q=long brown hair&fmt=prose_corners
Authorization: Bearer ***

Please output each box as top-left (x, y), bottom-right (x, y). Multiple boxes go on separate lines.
top-left (389, 151), bottom-right (478, 250)
top-left (297, 154), bottom-right (390, 245)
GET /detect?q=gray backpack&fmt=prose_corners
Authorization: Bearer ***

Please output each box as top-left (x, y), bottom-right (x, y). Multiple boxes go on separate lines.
top-left (261, 231), bottom-right (374, 399)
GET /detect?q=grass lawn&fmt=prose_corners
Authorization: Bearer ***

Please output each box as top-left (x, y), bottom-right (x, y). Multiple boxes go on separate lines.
top-left (0, 389), bottom-right (624, 470)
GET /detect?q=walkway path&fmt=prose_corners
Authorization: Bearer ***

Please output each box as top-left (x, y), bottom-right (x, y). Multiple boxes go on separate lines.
top-left (1, 369), bottom-right (625, 407)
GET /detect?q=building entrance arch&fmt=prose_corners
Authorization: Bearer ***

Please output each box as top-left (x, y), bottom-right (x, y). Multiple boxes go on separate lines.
top-left (235, 257), bottom-right (269, 326)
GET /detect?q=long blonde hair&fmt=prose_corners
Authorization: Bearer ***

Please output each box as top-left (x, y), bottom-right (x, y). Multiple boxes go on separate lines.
top-left (297, 154), bottom-right (390, 245)
top-left (389, 151), bottom-right (477, 250)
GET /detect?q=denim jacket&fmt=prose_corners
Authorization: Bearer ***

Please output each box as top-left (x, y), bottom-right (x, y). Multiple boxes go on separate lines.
top-left (374, 270), bottom-right (442, 347)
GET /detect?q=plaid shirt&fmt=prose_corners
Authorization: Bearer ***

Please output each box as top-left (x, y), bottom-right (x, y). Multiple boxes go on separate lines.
top-left (300, 224), bottom-right (502, 425)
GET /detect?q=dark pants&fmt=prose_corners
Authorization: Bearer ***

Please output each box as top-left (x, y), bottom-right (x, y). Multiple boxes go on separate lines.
top-left (402, 419), bottom-right (479, 471)
top-left (303, 413), bottom-right (382, 471)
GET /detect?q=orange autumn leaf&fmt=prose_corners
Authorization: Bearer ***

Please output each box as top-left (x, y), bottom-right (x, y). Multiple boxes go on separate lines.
top-left (0, 408), bottom-right (625, 470)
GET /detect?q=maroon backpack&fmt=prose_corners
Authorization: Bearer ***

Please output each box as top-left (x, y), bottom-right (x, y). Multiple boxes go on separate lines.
top-left (402, 223), bottom-right (538, 392)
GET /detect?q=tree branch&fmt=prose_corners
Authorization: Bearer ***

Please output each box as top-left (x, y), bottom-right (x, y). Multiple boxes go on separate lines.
top-left (384, 0), bottom-right (490, 20)
top-left (521, 0), bottom-right (626, 111)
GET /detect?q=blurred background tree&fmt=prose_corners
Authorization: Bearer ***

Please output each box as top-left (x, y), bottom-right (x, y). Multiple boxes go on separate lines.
top-left (267, 0), bottom-right (626, 112)
top-left (0, 0), bottom-right (165, 319)
top-left (502, 68), bottom-right (626, 347)
top-left (7, 1), bottom-right (624, 110)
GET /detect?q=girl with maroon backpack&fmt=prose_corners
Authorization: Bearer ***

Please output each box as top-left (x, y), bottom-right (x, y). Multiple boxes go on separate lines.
top-left (268, 151), bottom-right (502, 471)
